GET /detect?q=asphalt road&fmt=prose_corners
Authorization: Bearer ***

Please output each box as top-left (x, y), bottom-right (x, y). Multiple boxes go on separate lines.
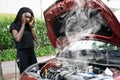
top-left (1, 56), bottom-right (55, 80)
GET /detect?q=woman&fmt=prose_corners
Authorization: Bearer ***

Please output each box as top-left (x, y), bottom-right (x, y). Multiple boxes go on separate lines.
top-left (10, 7), bottom-right (37, 74)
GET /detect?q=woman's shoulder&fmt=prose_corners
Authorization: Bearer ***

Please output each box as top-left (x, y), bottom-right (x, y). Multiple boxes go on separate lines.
top-left (10, 23), bottom-right (19, 27)
top-left (10, 23), bottom-right (20, 32)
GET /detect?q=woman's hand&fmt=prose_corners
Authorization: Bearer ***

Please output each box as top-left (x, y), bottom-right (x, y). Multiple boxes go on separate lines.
top-left (29, 16), bottom-right (34, 27)
top-left (22, 13), bottom-right (26, 25)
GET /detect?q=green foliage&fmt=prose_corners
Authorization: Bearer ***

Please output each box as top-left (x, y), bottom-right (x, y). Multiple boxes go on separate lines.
top-left (0, 15), bottom-right (15, 49)
top-left (35, 45), bottom-right (56, 57)
top-left (0, 15), bottom-right (52, 49)
top-left (34, 18), bottom-right (50, 47)
top-left (0, 14), bottom-right (56, 61)
top-left (0, 45), bottom-right (56, 61)
top-left (0, 48), bottom-right (16, 61)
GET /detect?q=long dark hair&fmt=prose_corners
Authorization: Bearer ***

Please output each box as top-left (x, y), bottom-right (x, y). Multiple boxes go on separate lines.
top-left (13, 7), bottom-right (34, 25)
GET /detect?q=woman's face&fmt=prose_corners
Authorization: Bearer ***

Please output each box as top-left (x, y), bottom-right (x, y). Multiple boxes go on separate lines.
top-left (25, 12), bottom-right (32, 23)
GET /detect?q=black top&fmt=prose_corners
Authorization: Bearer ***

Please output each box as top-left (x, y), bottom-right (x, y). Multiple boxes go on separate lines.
top-left (10, 23), bottom-right (34, 49)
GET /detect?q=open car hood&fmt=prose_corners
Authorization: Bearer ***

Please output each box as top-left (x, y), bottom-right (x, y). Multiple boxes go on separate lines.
top-left (44, 0), bottom-right (120, 48)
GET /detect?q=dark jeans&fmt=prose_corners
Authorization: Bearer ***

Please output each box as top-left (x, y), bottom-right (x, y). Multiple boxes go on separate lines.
top-left (16, 47), bottom-right (37, 74)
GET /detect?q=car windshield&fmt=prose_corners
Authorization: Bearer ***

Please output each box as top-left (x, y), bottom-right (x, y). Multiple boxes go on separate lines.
top-left (57, 40), bottom-right (120, 67)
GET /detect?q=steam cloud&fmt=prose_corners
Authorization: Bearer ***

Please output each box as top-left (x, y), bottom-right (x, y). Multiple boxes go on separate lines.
top-left (56, 0), bottom-right (115, 77)
top-left (55, 0), bottom-right (108, 48)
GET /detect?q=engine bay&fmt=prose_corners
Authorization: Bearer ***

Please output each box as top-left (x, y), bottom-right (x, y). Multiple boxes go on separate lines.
top-left (21, 58), bottom-right (114, 80)
top-left (20, 41), bottom-right (120, 80)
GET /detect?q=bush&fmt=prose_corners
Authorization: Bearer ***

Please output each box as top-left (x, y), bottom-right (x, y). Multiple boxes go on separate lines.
top-left (0, 14), bottom-right (15, 49)
top-left (0, 15), bottom-right (51, 49)
top-left (35, 45), bottom-right (56, 57)
top-left (0, 48), bottom-right (16, 61)
top-left (0, 45), bottom-right (56, 61)
top-left (35, 18), bottom-right (50, 47)
top-left (0, 14), bottom-right (56, 61)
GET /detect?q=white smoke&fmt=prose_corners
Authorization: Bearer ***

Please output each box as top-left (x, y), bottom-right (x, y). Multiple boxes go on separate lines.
top-left (56, 0), bottom-right (111, 78)
top-left (60, 0), bottom-right (105, 42)
top-left (56, 0), bottom-right (107, 58)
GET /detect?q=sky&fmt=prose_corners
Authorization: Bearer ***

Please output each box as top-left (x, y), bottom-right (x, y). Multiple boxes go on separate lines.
top-left (0, 0), bottom-right (120, 18)
top-left (0, 0), bottom-right (56, 17)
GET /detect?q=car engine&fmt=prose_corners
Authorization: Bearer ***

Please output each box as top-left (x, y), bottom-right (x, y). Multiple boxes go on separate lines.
top-left (21, 57), bottom-right (113, 80)
top-left (40, 58), bottom-right (114, 80)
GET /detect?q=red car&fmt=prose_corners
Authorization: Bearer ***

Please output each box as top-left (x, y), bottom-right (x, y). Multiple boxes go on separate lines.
top-left (20, 0), bottom-right (120, 80)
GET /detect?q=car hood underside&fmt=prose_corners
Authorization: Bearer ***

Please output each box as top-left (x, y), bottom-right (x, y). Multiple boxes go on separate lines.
top-left (44, 0), bottom-right (120, 48)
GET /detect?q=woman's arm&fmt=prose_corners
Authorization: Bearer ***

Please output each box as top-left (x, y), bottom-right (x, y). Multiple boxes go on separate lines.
top-left (12, 13), bottom-right (26, 42)
top-left (31, 28), bottom-right (37, 41)
top-left (29, 17), bottom-right (37, 41)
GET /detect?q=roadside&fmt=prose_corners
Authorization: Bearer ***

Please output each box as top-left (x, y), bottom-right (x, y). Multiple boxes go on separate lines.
top-left (1, 55), bottom-right (55, 80)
